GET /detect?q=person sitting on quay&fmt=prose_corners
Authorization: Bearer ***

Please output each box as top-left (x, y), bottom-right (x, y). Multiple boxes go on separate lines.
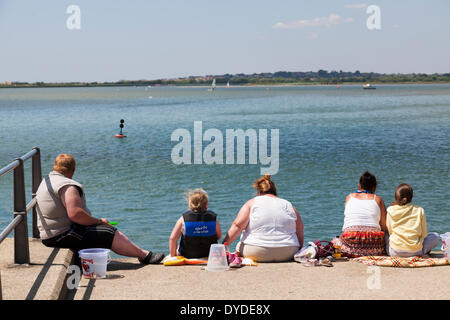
top-left (385, 183), bottom-right (440, 257)
top-left (35, 153), bottom-right (164, 264)
top-left (168, 188), bottom-right (222, 258)
top-left (332, 171), bottom-right (387, 257)
top-left (222, 174), bottom-right (304, 262)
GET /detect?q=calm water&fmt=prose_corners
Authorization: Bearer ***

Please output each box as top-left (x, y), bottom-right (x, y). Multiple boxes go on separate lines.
top-left (1, 84), bottom-right (449, 255)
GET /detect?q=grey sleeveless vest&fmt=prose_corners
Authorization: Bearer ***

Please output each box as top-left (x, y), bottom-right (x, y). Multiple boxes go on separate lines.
top-left (36, 171), bottom-right (91, 240)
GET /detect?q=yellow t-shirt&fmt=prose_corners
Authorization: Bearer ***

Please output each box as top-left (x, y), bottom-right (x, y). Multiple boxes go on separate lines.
top-left (386, 203), bottom-right (428, 252)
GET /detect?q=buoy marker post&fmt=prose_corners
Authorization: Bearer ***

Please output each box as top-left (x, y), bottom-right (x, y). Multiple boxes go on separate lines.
top-left (114, 119), bottom-right (127, 138)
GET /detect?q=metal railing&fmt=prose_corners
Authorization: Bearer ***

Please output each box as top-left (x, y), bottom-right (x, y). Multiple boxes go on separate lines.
top-left (0, 147), bottom-right (42, 260)
top-left (0, 147), bottom-right (42, 298)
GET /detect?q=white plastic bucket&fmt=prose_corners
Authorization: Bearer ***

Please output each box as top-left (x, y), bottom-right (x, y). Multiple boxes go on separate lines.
top-left (441, 245), bottom-right (450, 260)
top-left (440, 233), bottom-right (450, 260)
top-left (79, 248), bottom-right (111, 279)
top-left (440, 233), bottom-right (450, 247)
top-left (205, 244), bottom-right (229, 272)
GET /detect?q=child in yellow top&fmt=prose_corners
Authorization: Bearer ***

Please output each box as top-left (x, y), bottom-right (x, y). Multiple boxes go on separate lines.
top-left (386, 183), bottom-right (439, 257)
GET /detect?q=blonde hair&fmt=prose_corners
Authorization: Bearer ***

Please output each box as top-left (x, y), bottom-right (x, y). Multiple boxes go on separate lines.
top-left (253, 174), bottom-right (277, 196)
top-left (186, 188), bottom-right (208, 212)
top-left (53, 154), bottom-right (76, 175)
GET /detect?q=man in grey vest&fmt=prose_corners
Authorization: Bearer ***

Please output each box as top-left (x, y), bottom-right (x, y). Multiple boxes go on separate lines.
top-left (36, 154), bottom-right (164, 264)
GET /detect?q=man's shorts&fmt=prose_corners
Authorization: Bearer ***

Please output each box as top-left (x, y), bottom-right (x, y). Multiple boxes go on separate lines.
top-left (42, 223), bottom-right (117, 250)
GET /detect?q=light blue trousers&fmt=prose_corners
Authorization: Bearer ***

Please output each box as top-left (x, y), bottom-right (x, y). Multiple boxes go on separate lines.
top-left (385, 232), bottom-right (440, 257)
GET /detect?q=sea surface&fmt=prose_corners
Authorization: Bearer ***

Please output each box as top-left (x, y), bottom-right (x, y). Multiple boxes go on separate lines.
top-left (1, 84), bottom-right (449, 256)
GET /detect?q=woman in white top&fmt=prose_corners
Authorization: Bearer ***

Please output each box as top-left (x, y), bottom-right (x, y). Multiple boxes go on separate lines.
top-left (223, 175), bottom-right (304, 262)
top-left (333, 171), bottom-right (387, 257)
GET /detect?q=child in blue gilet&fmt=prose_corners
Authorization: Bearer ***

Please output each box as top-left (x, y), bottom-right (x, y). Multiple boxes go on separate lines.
top-left (169, 189), bottom-right (222, 258)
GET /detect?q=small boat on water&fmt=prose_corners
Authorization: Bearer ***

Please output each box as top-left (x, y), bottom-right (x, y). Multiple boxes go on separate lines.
top-left (207, 79), bottom-right (216, 92)
top-left (363, 83), bottom-right (376, 89)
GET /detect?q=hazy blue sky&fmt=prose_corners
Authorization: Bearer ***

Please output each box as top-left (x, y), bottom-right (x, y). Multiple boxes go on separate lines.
top-left (1, 0), bottom-right (449, 82)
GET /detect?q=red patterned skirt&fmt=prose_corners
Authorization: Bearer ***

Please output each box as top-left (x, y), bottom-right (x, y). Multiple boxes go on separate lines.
top-left (333, 226), bottom-right (386, 257)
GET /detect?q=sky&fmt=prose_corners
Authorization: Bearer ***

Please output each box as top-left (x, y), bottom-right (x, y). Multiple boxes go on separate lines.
top-left (0, 0), bottom-right (449, 82)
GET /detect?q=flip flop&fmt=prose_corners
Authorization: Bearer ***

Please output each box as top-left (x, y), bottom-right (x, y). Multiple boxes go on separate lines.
top-left (319, 257), bottom-right (333, 267)
top-left (139, 251), bottom-right (165, 265)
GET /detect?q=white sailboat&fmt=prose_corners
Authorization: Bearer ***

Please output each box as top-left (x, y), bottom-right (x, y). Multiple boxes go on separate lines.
top-left (226, 81), bottom-right (230, 88)
top-left (363, 83), bottom-right (376, 89)
top-left (208, 79), bottom-right (216, 92)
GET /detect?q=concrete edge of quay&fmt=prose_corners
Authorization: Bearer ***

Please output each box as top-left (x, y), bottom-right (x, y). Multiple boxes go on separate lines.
top-left (0, 238), bottom-right (75, 300)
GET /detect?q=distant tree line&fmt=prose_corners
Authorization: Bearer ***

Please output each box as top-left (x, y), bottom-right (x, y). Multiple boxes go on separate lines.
top-left (2, 70), bottom-right (450, 88)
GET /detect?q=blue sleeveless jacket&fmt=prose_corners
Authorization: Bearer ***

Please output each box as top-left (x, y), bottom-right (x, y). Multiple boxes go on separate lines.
top-left (179, 210), bottom-right (217, 258)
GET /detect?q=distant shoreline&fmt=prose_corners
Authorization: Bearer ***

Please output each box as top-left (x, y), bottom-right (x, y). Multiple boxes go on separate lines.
top-left (2, 81), bottom-right (450, 89)
top-left (2, 70), bottom-right (450, 89)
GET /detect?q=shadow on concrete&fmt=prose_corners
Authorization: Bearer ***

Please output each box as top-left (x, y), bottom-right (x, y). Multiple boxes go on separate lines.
top-left (62, 259), bottom-right (131, 300)
top-left (76, 276), bottom-right (124, 301)
top-left (107, 260), bottom-right (145, 271)
top-left (65, 279), bottom-right (97, 301)
top-left (82, 279), bottom-right (96, 300)
top-left (103, 274), bottom-right (125, 279)
top-left (25, 247), bottom-right (60, 300)
top-left (59, 250), bottom-right (78, 300)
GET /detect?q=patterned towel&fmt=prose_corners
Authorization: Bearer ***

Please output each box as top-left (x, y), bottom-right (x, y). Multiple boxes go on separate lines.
top-left (353, 256), bottom-right (450, 268)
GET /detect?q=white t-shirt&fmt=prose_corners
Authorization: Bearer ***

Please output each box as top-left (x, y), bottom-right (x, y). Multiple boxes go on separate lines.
top-left (342, 194), bottom-right (381, 230)
top-left (240, 195), bottom-right (300, 248)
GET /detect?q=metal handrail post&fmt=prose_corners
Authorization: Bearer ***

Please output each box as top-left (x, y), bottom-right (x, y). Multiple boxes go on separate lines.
top-left (13, 158), bottom-right (30, 264)
top-left (31, 147), bottom-right (42, 239)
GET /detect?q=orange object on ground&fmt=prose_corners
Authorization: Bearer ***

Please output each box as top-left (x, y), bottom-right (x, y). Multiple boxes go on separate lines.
top-left (163, 256), bottom-right (208, 266)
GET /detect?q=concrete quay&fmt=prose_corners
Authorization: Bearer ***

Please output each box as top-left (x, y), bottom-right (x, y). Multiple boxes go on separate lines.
top-left (1, 238), bottom-right (449, 300)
